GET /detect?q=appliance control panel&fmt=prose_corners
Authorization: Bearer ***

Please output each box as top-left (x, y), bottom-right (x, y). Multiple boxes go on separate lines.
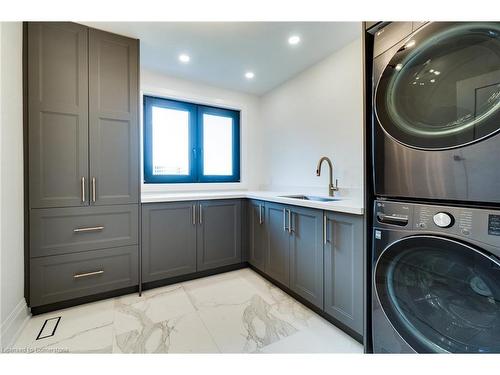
top-left (488, 215), bottom-right (500, 236)
top-left (374, 200), bottom-right (412, 227)
top-left (374, 200), bottom-right (500, 248)
top-left (414, 205), bottom-right (472, 235)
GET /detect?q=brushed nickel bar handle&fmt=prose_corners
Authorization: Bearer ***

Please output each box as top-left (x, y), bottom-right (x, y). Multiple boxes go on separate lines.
top-left (73, 270), bottom-right (104, 279)
top-left (73, 226), bottom-right (104, 233)
top-left (283, 208), bottom-right (287, 232)
top-left (192, 204), bottom-right (196, 225)
top-left (91, 177), bottom-right (96, 203)
top-left (81, 177), bottom-right (85, 203)
top-left (323, 214), bottom-right (328, 245)
top-left (199, 204), bottom-right (202, 224)
top-left (288, 209), bottom-right (292, 233)
top-left (259, 204), bottom-right (263, 224)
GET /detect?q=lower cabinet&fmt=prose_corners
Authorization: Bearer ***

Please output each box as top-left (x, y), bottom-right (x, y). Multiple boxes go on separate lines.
top-left (248, 200), bottom-right (267, 272)
top-left (30, 245), bottom-right (138, 307)
top-left (289, 206), bottom-right (324, 308)
top-left (248, 201), bottom-right (363, 336)
top-left (141, 201), bottom-right (197, 282)
top-left (265, 202), bottom-right (291, 287)
top-left (197, 200), bottom-right (242, 271)
top-left (324, 211), bottom-right (364, 335)
top-left (260, 202), bottom-right (324, 307)
top-left (141, 199), bottom-right (242, 283)
top-left (29, 204), bottom-right (140, 308)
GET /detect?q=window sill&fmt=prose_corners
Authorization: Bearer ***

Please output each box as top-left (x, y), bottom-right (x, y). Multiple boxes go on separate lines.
top-left (141, 181), bottom-right (247, 194)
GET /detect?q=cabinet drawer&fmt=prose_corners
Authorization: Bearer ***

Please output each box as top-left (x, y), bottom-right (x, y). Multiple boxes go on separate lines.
top-left (30, 204), bottom-right (138, 257)
top-left (30, 245), bottom-right (138, 307)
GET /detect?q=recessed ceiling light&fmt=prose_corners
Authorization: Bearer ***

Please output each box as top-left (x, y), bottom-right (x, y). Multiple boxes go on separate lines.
top-left (178, 54), bottom-right (190, 63)
top-left (245, 71), bottom-right (255, 79)
top-left (288, 35), bottom-right (301, 45)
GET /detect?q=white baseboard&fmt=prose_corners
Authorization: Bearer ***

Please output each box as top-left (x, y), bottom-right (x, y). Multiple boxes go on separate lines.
top-left (0, 298), bottom-right (30, 349)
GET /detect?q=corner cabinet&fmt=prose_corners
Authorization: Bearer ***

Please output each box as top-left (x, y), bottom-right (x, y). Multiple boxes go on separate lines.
top-left (141, 199), bottom-right (243, 284)
top-left (324, 211), bottom-right (364, 335)
top-left (26, 22), bottom-right (140, 310)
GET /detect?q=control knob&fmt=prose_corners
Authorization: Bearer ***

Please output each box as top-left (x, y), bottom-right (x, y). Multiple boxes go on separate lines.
top-left (433, 212), bottom-right (454, 228)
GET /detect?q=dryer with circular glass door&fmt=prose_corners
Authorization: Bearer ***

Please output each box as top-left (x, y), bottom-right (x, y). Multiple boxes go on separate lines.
top-left (372, 199), bottom-right (500, 353)
top-left (372, 22), bottom-right (500, 204)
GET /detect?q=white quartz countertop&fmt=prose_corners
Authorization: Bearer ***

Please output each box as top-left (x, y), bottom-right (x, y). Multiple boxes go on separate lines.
top-left (141, 190), bottom-right (364, 215)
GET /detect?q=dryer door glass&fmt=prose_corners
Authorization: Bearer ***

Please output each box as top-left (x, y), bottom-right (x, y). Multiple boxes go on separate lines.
top-left (375, 22), bottom-right (500, 150)
top-left (375, 236), bottom-right (500, 353)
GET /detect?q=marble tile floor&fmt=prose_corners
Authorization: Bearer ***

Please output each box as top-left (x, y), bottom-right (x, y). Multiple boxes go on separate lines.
top-left (12, 268), bottom-right (363, 354)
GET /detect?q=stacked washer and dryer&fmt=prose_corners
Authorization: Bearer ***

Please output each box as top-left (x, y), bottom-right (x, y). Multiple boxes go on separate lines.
top-left (370, 22), bottom-right (500, 353)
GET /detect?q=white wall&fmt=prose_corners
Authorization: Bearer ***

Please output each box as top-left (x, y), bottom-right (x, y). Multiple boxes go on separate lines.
top-left (259, 37), bottom-right (364, 200)
top-left (0, 22), bottom-right (27, 348)
top-left (141, 69), bottom-right (264, 193)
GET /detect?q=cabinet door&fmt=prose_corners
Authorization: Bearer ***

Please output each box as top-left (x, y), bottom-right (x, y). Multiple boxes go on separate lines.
top-left (324, 212), bottom-right (363, 334)
top-left (265, 202), bottom-right (290, 287)
top-left (289, 206), bottom-right (324, 308)
top-left (89, 28), bottom-right (139, 205)
top-left (197, 200), bottom-right (242, 271)
top-left (141, 202), bottom-right (197, 282)
top-left (248, 200), bottom-right (267, 272)
top-left (28, 22), bottom-right (89, 208)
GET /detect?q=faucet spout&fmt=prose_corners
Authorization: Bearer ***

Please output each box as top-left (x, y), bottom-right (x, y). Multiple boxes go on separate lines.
top-left (316, 156), bottom-right (338, 197)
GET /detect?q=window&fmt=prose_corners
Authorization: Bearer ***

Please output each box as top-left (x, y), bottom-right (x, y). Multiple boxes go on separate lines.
top-left (143, 96), bottom-right (240, 183)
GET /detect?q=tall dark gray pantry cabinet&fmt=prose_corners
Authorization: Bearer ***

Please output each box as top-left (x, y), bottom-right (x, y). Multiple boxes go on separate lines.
top-left (26, 22), bottom-right (140, 310)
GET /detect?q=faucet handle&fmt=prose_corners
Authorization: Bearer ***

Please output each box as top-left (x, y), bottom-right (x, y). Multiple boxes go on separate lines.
top-left (334, 179), bottom-right (339, 191)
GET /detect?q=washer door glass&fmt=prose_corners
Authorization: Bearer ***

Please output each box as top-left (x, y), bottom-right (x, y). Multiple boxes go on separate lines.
top-left (375, 236), bottom-right (500, 353)
top-left (375, 22), bottom-right (500, 150)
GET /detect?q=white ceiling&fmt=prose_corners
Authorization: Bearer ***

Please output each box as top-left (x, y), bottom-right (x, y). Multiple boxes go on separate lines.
top-left (84, 22), bottom-right (361, 95)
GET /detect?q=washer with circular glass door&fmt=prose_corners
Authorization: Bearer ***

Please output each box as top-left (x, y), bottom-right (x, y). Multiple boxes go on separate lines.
top-left (372, 199), bottom-right (500, 353)
top-left (372, 22), bottom-right (500, 204)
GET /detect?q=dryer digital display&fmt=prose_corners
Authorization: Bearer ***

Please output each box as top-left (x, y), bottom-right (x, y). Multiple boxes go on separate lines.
top-left (488, 214), bottom-right (500, 236)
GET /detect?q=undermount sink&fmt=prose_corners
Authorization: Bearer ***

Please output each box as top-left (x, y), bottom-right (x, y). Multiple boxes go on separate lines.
top-left (280, 195), bottom-right (342, 202)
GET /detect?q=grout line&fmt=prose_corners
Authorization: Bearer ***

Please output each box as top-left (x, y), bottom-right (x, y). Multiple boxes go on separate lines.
top-left (193, 309), bottom-right (223, 354)
top-left (180, 282), bottom-right (222, 353)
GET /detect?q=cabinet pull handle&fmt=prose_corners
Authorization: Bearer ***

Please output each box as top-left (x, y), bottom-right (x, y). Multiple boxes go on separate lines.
top-left (73, 270), bottom-right (104, 279)
top-left (199, 204), bottom-right (202, 224)
top-left (73, 226), bottom-right (104, 233)
top-left (91, 177), bottom-right (96, 203)
top-left (192, 204), bottom-right (196, 225)
top-left (259, 204), bottom-right (263, 224)
top-left (81, 177), bottom-right (85, 203)
top-left (283, 208), bottom-right (287, 232)
top-left (288, 209), bottom-right (293, 233)
top-left (323, 214), bottom-right (328, 245)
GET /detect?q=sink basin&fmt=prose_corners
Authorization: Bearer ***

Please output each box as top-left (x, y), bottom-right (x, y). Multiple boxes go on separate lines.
top-left (280, 195), bottom-right (341, 202)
